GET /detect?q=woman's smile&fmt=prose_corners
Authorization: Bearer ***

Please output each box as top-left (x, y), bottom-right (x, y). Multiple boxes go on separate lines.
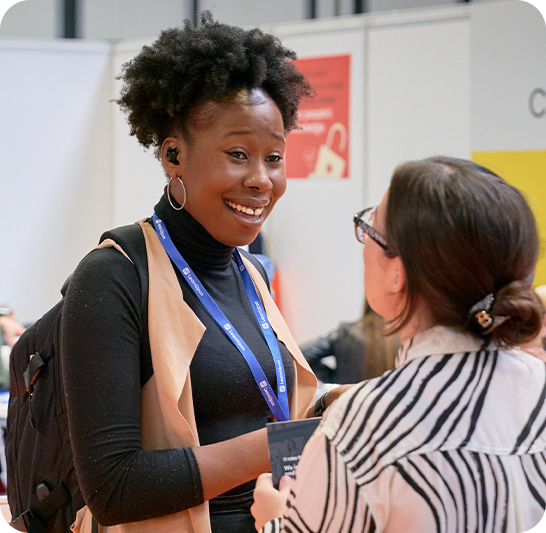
top-left (225, 199), bottom-right (268, 218)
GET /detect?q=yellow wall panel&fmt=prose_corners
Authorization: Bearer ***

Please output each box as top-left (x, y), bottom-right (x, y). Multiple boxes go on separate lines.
top-left (471, 150), bottom-right (546, 286)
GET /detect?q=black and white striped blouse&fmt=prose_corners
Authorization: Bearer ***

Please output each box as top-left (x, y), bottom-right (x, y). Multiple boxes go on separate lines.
top-left (265, 326), bottom-right (546, 532)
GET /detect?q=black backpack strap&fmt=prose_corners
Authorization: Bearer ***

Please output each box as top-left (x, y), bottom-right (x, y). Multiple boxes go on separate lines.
top-left (23, 353), bottom-right (45, 395)
top-left (99, 222), bottom-right (151, 385)
top-left (23, 315), bottom-right (57, 397)
top-left (23, 301), bottom-right (64, 428)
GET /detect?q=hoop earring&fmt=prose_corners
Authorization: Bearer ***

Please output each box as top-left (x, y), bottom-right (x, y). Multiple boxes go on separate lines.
top-left (167, 176), bottom-right (186, 211)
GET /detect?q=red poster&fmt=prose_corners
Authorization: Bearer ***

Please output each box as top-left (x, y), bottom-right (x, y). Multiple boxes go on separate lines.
top-left (286, 54), bottom-right (351, 179)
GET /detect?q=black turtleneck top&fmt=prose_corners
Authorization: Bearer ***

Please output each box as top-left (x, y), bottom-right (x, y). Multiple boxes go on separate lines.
top-left (61, 193), bottom-right (295, 527)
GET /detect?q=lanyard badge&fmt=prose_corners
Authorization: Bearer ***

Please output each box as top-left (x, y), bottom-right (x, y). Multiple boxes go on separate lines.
top-left (152, 214), bottom-right (290, 422)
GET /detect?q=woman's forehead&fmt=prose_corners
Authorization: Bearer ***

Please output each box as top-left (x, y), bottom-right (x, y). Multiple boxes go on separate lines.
top-left (188, 89), bottom-right (278, 132)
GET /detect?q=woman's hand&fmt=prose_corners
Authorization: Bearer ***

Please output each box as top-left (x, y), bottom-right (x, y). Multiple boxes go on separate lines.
top-left (251, 473), bottom-right (293, 531)
top-left (306, 384), bottom-right (355, 418)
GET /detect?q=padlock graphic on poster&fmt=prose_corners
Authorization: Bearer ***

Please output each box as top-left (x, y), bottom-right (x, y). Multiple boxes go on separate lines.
top-left (313, 122), bottom-right (347, 178)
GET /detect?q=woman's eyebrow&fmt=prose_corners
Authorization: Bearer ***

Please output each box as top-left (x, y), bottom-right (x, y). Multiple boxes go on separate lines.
top-left (222, 130), bottom-right (285, 143)
top-left (223, 129), bottom-right (252, 138)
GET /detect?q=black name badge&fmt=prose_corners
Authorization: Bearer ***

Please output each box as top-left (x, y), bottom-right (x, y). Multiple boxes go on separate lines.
top-left (267, 417), bottom-right (321, 489)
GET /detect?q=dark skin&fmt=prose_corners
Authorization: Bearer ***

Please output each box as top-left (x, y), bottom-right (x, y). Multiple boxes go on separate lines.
top-left (194, 428), bottom-right (269, 501)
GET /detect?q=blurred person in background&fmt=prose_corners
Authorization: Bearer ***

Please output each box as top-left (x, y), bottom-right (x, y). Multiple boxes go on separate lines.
top-left (300, 299), bottom-right (400, 385)
top-left (0, 306), bottom-right (25, 348)
top-left (0, 305), bottom-right (24, 493)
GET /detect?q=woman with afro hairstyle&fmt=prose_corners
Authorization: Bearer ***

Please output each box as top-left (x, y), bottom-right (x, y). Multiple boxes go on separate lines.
top-left (61, 12), bottom-right (321, 533)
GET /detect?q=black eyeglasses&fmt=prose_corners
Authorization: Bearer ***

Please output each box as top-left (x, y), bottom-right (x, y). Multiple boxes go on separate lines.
top-left (353, 206), bottom-right (390, 252)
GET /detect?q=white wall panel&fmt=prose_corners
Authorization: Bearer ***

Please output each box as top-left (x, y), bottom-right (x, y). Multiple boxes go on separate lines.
top-left (471, 0), bottom-right (546, 151)
top-left (0, 39), bottom-right (112, 323)
top-left (110, 38), bottom-right (166, 227)
top-left (366, 7), bottom-right (471, 205)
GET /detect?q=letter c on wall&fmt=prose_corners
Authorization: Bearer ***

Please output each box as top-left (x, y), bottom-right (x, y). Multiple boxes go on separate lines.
top-left (529, 88), bottom-right (546, 118)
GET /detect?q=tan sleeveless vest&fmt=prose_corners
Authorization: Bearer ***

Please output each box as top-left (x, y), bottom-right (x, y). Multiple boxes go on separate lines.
top-left (71, 222), bottom-right (317, 533)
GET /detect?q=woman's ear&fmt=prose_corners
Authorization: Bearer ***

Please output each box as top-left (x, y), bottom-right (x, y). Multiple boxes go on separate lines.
top-left (161, 137), bottom-right (184, 175)
top-left (390, 257), bottom-right (406, 296)
top-left (389, 257), bottom-right (407, 320)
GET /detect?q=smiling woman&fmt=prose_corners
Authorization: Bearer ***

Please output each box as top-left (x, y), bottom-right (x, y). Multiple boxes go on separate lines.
top-left (59, 12), bottom-right (317, 533)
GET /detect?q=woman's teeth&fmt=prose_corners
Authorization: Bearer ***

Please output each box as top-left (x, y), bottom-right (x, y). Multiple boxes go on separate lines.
top-left (226, 201), bottom-right (264, 216)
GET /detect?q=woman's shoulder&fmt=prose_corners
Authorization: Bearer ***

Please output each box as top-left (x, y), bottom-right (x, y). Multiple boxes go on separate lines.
top-left (66, 244), bottom-right (142, 305)
top-left (74, 244), bottom-right (137, 278)
top-left (314, 355), bottom-right (467, 464)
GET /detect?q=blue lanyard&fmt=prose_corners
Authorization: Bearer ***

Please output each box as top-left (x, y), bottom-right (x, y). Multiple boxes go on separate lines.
top-left (152, 214), bottom-right (290, 422)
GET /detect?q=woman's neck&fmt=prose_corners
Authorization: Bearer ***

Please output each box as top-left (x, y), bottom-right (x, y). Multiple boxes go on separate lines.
top-left (397, 299), bottom-right (437, 344)
top-left (154, 190), bottom-right (234, 270)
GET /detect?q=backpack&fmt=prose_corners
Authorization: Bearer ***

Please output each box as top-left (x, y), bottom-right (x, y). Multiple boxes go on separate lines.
top-left (6, 224), bottom-right (149, 533)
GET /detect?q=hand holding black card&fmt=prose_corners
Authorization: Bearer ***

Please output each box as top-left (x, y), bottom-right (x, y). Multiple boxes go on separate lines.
top-left (266, 417), bottom-right (322, 489)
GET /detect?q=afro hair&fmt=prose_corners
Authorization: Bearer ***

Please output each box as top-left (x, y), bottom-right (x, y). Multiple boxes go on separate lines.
top-left (115, 11), bottom-right (314, 158)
